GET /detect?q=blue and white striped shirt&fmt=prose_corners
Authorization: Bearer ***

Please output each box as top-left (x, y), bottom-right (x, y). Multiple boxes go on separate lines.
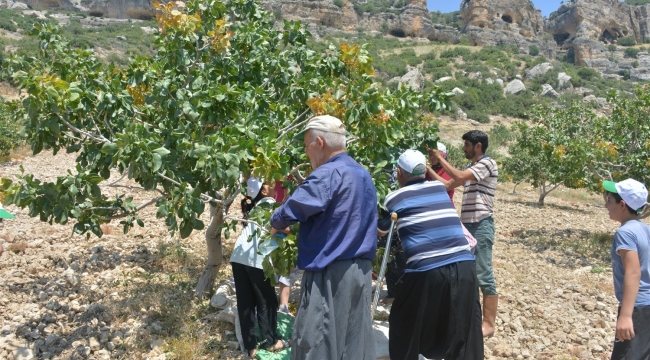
top-left (380, 180), bottom-right (474, 273)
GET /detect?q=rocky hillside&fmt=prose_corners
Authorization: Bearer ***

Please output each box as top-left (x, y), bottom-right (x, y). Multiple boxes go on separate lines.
top-left (5, 0), bottom-right (650, 77)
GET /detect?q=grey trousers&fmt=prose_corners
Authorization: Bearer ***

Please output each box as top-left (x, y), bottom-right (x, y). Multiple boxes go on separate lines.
top-left (290, 258), bottom-right (376, 360)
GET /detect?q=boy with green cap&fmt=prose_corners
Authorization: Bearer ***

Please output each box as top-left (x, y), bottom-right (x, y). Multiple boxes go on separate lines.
top-left (602, 178), bottom-right (650, 360)
top-left (0, 202), bottom-right (15, 257)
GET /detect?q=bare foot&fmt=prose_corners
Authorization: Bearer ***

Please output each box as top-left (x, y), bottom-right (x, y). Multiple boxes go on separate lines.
top-left (379, 297), bottom-right (394, 305)
top-left (482, 322), bottom-right (495, 338)
top-left (249, 349), bottom-right (257, 358)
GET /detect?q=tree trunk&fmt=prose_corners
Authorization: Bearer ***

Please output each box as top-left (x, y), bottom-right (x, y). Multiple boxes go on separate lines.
top-left (195, 204), bottom-right (224, 298)
top-left (538, 183), bottom-right (546, 206)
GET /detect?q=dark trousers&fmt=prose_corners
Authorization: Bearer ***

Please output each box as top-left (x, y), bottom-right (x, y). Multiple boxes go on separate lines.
top-left (389, 261), bottom-right (484, 360)
top-left (231, 262), bottom-right (279, 351)
top-left (611, 305), bottom-right (650, 360)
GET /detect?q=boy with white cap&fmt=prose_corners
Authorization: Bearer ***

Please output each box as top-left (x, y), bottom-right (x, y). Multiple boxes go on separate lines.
top-left (602, 178), bottom-right (650, 360)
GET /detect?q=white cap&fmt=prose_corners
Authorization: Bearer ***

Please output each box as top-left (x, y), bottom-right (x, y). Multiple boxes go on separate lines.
top-left (293, 115), bottom-right (348, 142)
top-left (246, 177), bottom-right (264, 199)
top-left (603, 178), bottom-right (648, 211)
top-left (398, 149), bottom-right (426, 175)
top-left (437, 142), bottom-right (447, 154)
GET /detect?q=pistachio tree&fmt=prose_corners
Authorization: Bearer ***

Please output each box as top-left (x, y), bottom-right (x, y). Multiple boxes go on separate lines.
top-left (0, 0), bottom-right (450, 297)
top-left (503, 86), bottom-right (650, 213)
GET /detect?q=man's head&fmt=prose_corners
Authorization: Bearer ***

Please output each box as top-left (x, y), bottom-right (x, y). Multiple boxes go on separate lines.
top-left (603, 178), bottom-right (648, 222)
top-left (295, 115), bottom-right (347, 169)
top-left (397, 149), bottom-right (426, 187)
top-left (462, 130), bottom-right (488, 161)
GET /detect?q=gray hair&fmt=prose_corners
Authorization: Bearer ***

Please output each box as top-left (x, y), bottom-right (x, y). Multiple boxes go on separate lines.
top-left (310, 129), bottom-right (346, 151)
top-left (399, 164), bottom-right (426, 182)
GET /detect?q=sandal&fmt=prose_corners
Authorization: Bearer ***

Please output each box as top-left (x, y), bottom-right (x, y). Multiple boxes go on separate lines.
top-left (266, 339), bottom-right (290, 352)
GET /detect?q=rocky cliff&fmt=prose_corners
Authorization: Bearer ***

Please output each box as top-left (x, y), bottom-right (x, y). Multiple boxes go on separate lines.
top-left (545, 0), bottom-right (650, 66)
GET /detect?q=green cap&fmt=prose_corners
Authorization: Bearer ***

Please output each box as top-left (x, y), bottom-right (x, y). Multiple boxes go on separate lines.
top-left (0, 203), bottom-right (15, 219)
top-left (602, 180), bottom-right (617, 194)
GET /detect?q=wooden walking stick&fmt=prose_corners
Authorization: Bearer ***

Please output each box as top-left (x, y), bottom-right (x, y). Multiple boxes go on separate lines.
top-left (372, 212), bottom-right (398, 317)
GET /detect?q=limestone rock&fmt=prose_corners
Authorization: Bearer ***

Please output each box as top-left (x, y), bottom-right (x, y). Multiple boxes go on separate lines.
top-left (504, 79), bottom-right (526, 95)
top-left (541, 84), bottom-right (560, 98)
top-left (496, 79), bottom-right (504, 87)
top-left (9, 1), bottom-right (28, 9)
top-left (399, 69), bottom-right (425, 92)
top-left (527, 62), bottom-right (553, 79)
top-left (12, 347), bottom-right (35, 360)
top-left (434, 76), bottom-right (453, 83)
top-left (451, 87), bottom-right (465, 95)
top-left (456, 109), bottom-right (468, 121)
top-left (558, 72), bottom-right (572, 89)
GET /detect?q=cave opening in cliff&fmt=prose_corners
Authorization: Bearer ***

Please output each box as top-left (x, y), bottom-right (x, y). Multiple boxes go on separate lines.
top-left (554, 33), bottom-right (570, 46)
top-left (501, 15), bottom-right (513, 24)
top-left (389, 29), bottom-right (406, 38)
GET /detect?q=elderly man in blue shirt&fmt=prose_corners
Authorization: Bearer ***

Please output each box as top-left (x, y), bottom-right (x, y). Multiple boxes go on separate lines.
top-left (270, 115), bottom-right (377, 360)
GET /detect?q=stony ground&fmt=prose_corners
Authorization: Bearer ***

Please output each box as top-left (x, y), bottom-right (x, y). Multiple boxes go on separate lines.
top-left (1, 147), bottom-right (647, 360)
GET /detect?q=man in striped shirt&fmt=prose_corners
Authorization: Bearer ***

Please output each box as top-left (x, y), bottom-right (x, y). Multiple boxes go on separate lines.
top-left (378, 150), bottom-right (483, 360)
top-left (428, 130), bottom-right (499, 338)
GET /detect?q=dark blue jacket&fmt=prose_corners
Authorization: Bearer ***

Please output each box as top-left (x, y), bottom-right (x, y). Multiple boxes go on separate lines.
top-left (270, 153), bottom-right (377, 271)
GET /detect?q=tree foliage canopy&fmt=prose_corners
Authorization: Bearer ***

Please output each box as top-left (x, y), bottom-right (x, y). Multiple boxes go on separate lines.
top-left (503, 86), bottom-right (650, 209)
top-left (0, 0), bottom-right (450, 294)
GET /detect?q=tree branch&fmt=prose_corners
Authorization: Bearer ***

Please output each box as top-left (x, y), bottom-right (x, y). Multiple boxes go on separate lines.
top-left (223, 216), bottom-right (270, 234)
top-left (96, 197), bottom-right (163, 220)
top-left (56, 113), bottom-right (107, 143)
top-left (290, 163), bottom-right (309, 183)
top-left (277, 110), bottom-right (312, 140)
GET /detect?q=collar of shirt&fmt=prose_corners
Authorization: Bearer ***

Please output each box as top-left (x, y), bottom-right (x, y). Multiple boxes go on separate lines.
top-left (404, 179), bottom-right (426, 187)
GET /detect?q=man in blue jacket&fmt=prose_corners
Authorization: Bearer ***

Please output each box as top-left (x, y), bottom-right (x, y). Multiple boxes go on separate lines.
top-left (270, 115), bottom-right (377, 360)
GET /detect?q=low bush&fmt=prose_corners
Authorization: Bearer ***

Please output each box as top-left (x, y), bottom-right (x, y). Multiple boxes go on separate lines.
top-left (618, 36), bottom-right (636, 46)
top-left (529, 45), bottom-right (539, 56)
top-left (624, 47), bottom-right (640, 58)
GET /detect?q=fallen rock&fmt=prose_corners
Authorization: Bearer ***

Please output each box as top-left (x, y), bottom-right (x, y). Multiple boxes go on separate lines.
top-left (504, 79), bottom-right (526, 95)
top-left (451, 87), bottom-right (465, 95)
top-left (527, 62), bottom-right (553, 79)
top-left (434, 76), bottom-right (453, 83)
top-left (541, 84), bottom-right (560, 98)
top-left (558, 72), bottom-right (572, 89)
top-left (399, 69), bottom-right (425, 92)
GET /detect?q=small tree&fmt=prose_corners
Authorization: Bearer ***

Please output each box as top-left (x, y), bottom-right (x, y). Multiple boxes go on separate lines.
top-left (0, 100), bottom-right (24, 157)
top-left (0, 0), bottom-right (450, 297)
top-left (502, 103), bottom-right (594, 205)
top-left (528, 45), bottom-right (539, 56)
top-left (503, 86), bottom-right (650, 214)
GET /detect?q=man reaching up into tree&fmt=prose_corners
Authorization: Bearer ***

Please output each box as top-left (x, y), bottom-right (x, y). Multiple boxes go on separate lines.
top-left (428, 130), bottom-right (499, 337)
top-left (270, 115), bottom-right (377, 360)
top-left (602, 179), bottom-right (650, 360)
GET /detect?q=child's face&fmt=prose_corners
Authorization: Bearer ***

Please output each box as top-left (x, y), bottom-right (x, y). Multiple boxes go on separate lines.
top-left (604, 193), bottom-right (624, 222)
top-left (263, 184), bottom-right (276, 199)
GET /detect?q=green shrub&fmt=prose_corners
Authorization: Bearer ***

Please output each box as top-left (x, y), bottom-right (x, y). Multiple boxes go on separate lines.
top-left (0, 19), bottom-right (17, 32)
top-left (577, 67), bottom-right (600, 81)
top-left (624, 47), bottom-right (640, 58)
top-left (419, 51), bottom-right (437, 61)
top-left (618, 37), bottom-right (636, 46)
top-left (608, 44), bottom-right (617, 52)
top-left (633, 60), bottom-right (639, 68)
top-left (618, 69), bottom-right (631, 80)
top-left (440, 47), bottom-right (471, 59)
top-left (459, 37), bottom-right (470, 46)
top-left (529, 45), bottom-right (539, 56)
top-left (333, 0), bottom-right (344, 8)
top-left (467, 110), bottom-right (490, 123)
top-left (488, 124), bottom-right (514, 148)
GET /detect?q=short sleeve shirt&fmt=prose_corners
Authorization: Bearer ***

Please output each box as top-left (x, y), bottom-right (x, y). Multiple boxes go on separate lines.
top-left (461, 156), bottom-right (498, 223)
top-left (611, 220), bottom-right (650, 307)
